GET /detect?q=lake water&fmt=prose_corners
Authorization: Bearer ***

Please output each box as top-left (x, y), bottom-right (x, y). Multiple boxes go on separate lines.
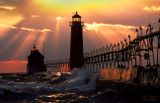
top-left (0, 68), bottom-right (132, 103)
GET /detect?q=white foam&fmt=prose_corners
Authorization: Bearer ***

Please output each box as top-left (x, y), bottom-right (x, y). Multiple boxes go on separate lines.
top-left (0, 79), bottom-right (50, 93)
top-left (53, 67), bottom-right (98, 92)
top-left (0, 67), bottom-right (98, 93)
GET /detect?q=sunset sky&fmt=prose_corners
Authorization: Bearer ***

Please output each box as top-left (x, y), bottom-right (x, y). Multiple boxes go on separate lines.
top-left (0, 0), bottom-right (160, 73)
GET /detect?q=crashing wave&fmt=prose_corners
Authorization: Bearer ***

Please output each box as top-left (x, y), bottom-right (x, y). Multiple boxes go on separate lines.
top-left (53, 67), bottom-right (98, 92)
top-left (0, 67), bottom-right (98, 95)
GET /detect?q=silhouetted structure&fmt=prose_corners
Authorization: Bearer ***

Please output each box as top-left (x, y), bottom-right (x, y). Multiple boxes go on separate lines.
top-left (70, 12), bottom-right (84, 69)
top-left (27, 45), bottom-right (46, 73)
top-left (45, 18), bottom-right (160, 102)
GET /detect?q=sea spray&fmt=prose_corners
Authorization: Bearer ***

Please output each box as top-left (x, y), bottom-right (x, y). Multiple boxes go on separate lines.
top-left (0, 67), bottom-right (98, 94)
top-left (0, 68), bottom-right (129, 103)
top-left (53, 67), bottom-right (98, 92)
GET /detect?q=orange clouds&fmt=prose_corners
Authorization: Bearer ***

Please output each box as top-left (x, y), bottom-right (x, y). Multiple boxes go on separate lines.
top-left (0, 60), bottom-right (27, 73)
top-left (0, 24), bottom-right (17, 37)
top-left (0, 9), bottom-right (23, 37)
top-left (143, 6), bottom-right (160, 12)
top-left (0, 15), bottom-right (65, 34)
top-left (85, 22), bottom-right (136, 32)
top-left (84, 22), bottom-right (137, 44)
top-left (20, 27), bottom-right (53, 32)
top-left (0, 24), bottom-right (17, 29)
top-left (0, 5), bottom-right (16, 10)
top-left (20, 27), bottom-right (36, 31)
top-left (40, 28), bottom-right (52, 32)
top-left (0, 26), bottom-right (53, 33)
top-left (31, 15), bottom-right (40, 18)
top-left (56, 16), bottom-right (65, 21)
top-left (0, 0), bottom-right (159, 74)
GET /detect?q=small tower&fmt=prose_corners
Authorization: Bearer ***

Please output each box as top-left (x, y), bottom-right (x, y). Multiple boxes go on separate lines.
top-left (27, 45), bottom-right (46, 73)
top-left (70, 12), bottom-right (84, 69)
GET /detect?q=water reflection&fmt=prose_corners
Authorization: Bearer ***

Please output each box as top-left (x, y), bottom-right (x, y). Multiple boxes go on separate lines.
top-left (100, 68), bottom-right (135, 81)
top-left (36, 92), bottom-right (90, 103)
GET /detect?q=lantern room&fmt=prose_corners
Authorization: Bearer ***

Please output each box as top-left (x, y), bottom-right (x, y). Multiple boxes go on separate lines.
top-left (70, 12), bottom-right (84, 26)
top-left (72, 12), bottom-right (81, 22)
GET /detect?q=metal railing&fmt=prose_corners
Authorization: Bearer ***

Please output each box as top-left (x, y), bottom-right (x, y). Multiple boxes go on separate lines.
top-left (46, 19), bottom-right (160, 69)
top-left (45, 19), bottom-right (160, 85)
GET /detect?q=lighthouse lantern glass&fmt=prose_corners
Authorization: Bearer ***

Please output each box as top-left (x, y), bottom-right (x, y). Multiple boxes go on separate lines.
top-left (73, 17), bottom-right (81, 22)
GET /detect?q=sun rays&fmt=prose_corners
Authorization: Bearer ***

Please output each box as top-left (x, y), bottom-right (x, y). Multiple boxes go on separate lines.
top-left (0, 0), bottom-right (159, 72)
top-left (0, 12), bottom-right (23, 37)
top-left (14, 31), bottom-right (37, 58)
top-left (84, 22), bottom-right (137, 50)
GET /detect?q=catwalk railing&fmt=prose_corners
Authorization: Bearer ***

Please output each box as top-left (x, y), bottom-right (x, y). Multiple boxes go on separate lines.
top-left (45, 19), bottom-right (160, 85)
top-left (46, 19), bottom-right (160, 68)
top-left (84, 30), bottom-right (160, 70)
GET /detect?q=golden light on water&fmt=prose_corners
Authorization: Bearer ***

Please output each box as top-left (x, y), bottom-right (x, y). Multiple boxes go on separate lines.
top-left (100, 68), bottom-right (135, 81)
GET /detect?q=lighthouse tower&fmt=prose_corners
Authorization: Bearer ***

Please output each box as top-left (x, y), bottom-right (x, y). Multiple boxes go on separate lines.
top-left (70, 12), bottom-right (84, 69)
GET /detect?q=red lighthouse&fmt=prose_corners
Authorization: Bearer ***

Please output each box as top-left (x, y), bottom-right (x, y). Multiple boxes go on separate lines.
top-left (70, 12), bottom-right (84, 69)
top-left (27, 45), bottom-right (46, 73)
